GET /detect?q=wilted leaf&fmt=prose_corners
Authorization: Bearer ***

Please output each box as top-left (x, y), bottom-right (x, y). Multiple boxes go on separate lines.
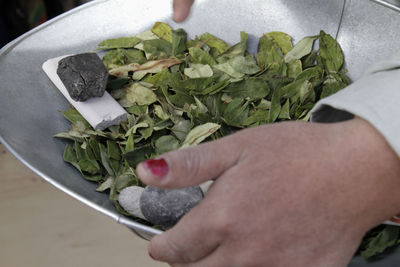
top-left (222, 98), bottom-right (249, 127)
top-left (184, 64), bottom-right (214, 78)
top-left (189, 47), bottom-right (217, 65)
top-left (265, 32), bottom-right (293, 54)
top-left (155, 135), bottom-right (180, 154)
top-left (98, 36), bottom-right (141, 50)
top-left (125, 83), bottom-right (157, 106)
top-left (96, 176), bottom-right (114, 192)
top-left (151, 22), bottom-right (173, 42)
top-left (109, 58), bottom-right (183, 78)
top-left (199, 33), bottom-right (230, 55)
top-left (319, 30), bottom-right (343, 72)
top-left (284, 36), bottom-right (317, 63)
top-left (223, 77), bottom-right (270, 101)
top-left (172, 28), bottom-right (187, 56)
top-left (181, 123), bottom-right (221, 148)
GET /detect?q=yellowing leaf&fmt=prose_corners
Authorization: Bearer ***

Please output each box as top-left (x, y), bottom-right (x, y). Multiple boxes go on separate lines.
top-left (151, 22), bottom-right (173, 43)
top-left (125, 83), bottom-right (157, 106)
top-left (184, 64), bottom-right (214, 78)
top-left (265, 32), bottom-right (293, 54)
top-left (109, 58), bottom-right (183, 78)
top-left (181, 123), bottom-right (221, 148)
top-left (284, 36), bottom-right (317, 63)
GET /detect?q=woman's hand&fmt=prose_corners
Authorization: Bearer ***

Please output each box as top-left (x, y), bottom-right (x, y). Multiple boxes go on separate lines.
top-left (137, 118), bottom-right (400, 266)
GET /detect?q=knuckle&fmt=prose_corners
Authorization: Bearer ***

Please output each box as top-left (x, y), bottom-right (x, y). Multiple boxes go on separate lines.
top-left (165, 238), bottom-right (194, 262)
top-left (177, 148), bottom-right (203, 179)
top-left (213, 209), bottom-right (234, 238)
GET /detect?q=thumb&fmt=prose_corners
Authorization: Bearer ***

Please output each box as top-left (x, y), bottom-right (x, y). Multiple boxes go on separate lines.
top-left (136, 134), bottom-right (242, 188)
top-left (173, 0), bottom-right (195, 22)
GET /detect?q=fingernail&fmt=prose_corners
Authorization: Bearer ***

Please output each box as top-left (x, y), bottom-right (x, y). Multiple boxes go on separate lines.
top-left (143, 158), bottom-right (169, 178)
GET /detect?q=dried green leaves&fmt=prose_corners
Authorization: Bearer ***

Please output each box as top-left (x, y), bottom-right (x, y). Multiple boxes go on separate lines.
top-left (56, 22), bottom-right (350, 224)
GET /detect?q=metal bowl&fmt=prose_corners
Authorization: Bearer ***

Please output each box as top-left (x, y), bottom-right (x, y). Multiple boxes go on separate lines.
top-left (1, 0), bottom-right (400, 265)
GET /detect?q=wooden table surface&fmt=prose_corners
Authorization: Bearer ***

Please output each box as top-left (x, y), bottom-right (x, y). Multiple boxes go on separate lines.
top-left (0, 144), bottom-right (167, 267)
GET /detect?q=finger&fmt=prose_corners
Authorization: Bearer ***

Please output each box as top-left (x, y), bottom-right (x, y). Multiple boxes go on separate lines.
top-left (149, 198), bottom-right (222, 263)
top-left (136, 134), bottom-right (243, 188)
top-left (173, 0), bottom-right (195, 22)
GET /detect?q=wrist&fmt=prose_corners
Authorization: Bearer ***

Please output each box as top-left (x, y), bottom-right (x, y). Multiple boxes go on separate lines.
top-left (331, 117), bottom-right (400, 230)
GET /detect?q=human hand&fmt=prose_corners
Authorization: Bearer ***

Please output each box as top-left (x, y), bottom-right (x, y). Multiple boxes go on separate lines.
top-left (172, 0), bottom-right (194, 22)
top-left (137, 118), bottom-right (400, 267)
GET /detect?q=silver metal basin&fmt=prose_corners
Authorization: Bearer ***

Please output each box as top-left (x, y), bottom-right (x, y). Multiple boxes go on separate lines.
top-left (1, 0), bottom-right (400, 265)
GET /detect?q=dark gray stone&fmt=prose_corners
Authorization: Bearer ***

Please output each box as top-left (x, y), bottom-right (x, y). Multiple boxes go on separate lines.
top-left (57, 53), bottom-right (108, 102)
top-left (140, 186), bottom-right (204, 229)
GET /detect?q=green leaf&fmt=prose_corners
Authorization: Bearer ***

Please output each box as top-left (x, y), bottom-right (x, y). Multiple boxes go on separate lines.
top-left (98, 36), bottom-right (141, 50)
top-left (269, 88), bottom-right (282, 123)
top-left (284, 36), bottom-right (317, 63)
top-left (320, 74), bottom-right (346, 99)
top-left (223, 77), bottom-right (270, 101)
top-left (102, 49), bottom-right (146, 69)
top-left (62, 108), bottom-right (91, 129)
top-left (74, 141), bottom-right (86, 161)
top-left (281, 79), bottom-right (313, 104)
top-left (99, 143), bottom-right (115, 177)
top-left (257, 34), bottom-right (284, 73)
top-left (155, 135), bottom-right (180, 154)
top-left (126, 105), bottom-right (148, 116)
top-left (172, 28), bottom-right (187, 56)
top-left (142, 39), bottom-right (172, 59)
top-left (296, 66), bottom-right (324, 82)
top-left (115, 173), bottom-right (137, 192)
top-left (361, 226), bottom-right (400, 259)
top-left (189, 47), bottom-right (217, 65)
top-left (151, 22), bottom-right (173, 42)
top-left (184, 64), bottom-right (214, 78)
top-left (171, 119), bottom-right (191, 141)
top-left (96, 176), bottom-right (114, 192)
top-left (124, 144), bottom-right (154, 168)
top-left (109, 58), bottom-right (182, 78)
top-left (213, 61), bottom-right (245, 79)
top-left (199, 32), bottom-right (230, 55)
top-left (217, 31), bottom-right (248, 63)
top-left (231, 55), bottom-right (261, 74)
top-left (89, 139), bottom-right (101, 161)
top-left (153, 104), bottom-right (170, 120)
top-left (287, 60), bottom-right (302, 79)
top-left (107, 140), bottom-right (121, 161)
top-left (181, 123), bottom-right (221, 148)
top-left (278, 99), bottom-right (291, 119)
top-left (222, 98), bottom-right (250, 127)
top-left (125, 83), bottom-right (157, 106)
top-left (265, 31), bottom-right (293, 54)
top-left (244, 109), bottom-right (270, 127)
top-left (77, 159), bottom-right (101, 175)
top-left (125, 133), bottom-right (135, 153)
top-left (63, 144), bottom-right (78, 166)
top-left (319, 30), bottom-right (344, 72)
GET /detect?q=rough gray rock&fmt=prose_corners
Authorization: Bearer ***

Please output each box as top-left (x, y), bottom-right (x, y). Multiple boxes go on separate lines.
top-left (140, 186), bottom-right (204, 229)
top-left (57, 53), bottom-right (108, 101)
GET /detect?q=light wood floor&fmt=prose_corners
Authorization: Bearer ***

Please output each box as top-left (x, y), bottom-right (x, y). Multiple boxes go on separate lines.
top-left (0, 144), bottom-right (167, 267)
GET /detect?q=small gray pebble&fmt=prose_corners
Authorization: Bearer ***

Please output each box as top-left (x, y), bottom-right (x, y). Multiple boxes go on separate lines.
top-left (140, 186), bottom-right (204, 229)
top-left (57, 53), bottom-right (108, 101)
top-left (119, 186), bottom-right (145, 220)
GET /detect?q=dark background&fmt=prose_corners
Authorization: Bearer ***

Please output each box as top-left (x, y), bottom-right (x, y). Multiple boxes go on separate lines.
top-left (0, 0), bottom-right (91, 48)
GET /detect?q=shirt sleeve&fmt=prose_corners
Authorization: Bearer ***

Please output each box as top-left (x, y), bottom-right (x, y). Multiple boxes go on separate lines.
top-left (311, 53), bottom-right (400, 157)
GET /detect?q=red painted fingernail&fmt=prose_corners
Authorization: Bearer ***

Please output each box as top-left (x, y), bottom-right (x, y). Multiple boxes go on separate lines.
top-left (144, 158), bottom-right (169, 178)
top-left (149, 251), bottom-right (155, 260)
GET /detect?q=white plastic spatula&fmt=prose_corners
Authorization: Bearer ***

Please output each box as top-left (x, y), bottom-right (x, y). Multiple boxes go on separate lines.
top-left (42, 55), bottom-right (127, 130)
